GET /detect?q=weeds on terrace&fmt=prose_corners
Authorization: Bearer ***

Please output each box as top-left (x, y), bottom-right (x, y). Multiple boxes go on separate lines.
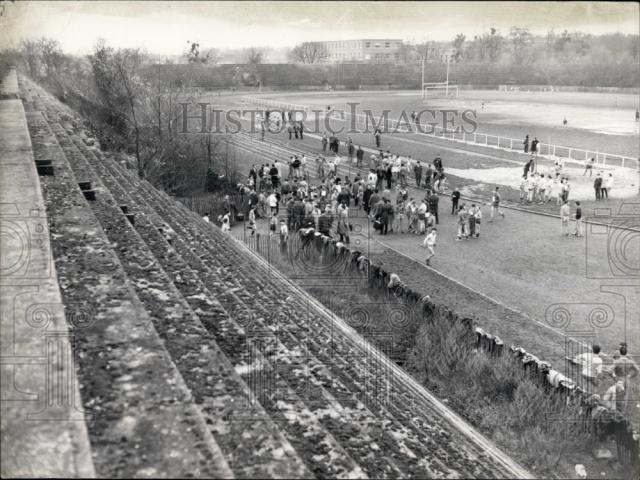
top-left (408, 320), bottom-right (588, 475)
top-left (243, 234), bottom-right (596, 477)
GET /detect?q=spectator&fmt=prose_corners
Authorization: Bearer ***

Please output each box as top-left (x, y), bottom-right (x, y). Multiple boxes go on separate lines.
top-left (602, 173), bottom-right (613, 199)
top-left (573, 344), bottom-right (603, 387)
top-left (573, 201), bottom-right (583, 237)
top-left (451, 187), bottom-right (460, 214)
top-left (560, 200), bottom-right (571, 236)
top-left (594, 173), bottom-right (603, 200)
top-left (523, 134), bottom-right (529, 153)
top-left (427, 191), bottom-right (440, 225)
top-left (202, 213), bottom-right (210, 223)
top-left (413, 161), bottom-right (423, 188)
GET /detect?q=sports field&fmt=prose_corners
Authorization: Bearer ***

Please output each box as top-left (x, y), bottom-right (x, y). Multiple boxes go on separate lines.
top-left (212, 87), bottom-right (640, 371)
top-left (254, 89), bottom-right (640, 157)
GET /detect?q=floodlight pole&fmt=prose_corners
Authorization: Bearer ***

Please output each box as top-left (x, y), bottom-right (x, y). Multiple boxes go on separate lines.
top-left (445, 55), bottom-right (450, 96)
top-left (421, 57), bottom-right (425, 100)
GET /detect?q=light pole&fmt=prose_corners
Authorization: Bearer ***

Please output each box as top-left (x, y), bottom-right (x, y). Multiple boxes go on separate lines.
top-left (445, 54), bottom-right (450, 97)
top-left (421, 56), bottom-right (425, 100)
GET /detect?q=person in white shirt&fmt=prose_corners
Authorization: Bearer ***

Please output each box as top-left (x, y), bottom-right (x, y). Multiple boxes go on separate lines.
top-left (202, 213), bottom-right (210, 223)
top-left (247, 206), bottom-right (257, 236)
top-left (573, 344), bottom-right (603, 387)
top-left (526, 175), bottom-right (536, 203)
top-left (221, 212), bottom-right (231, 233)
top-left (417, 200), bottom-right (428, 234)
top-left (602, 173), bottom-right (613, 199)
top-left (422, 228), bottom-right (437, 265)
top-left (560, 200), bottom-right (571, 235)
top-left (268, 192), bottom-right (279, 215)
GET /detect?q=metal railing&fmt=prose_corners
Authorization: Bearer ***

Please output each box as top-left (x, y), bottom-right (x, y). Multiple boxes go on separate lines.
top-left (240, 96), bottom-right (639, 169)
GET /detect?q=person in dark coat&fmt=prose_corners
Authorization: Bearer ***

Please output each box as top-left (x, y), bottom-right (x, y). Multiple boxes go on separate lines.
top-left (269, 164), bottom-right (279, 189)
top-left (594, 174), bottom-right (603, 200)
top-left (433, 156), bottom-right (443, 172)
top-left (318, 210), bottom-right (333, 236)
top-left (377, 199), bottom-right (393, 235)
top-left (385, 165), bottom-right (393, 190)
top-left (413, 161), bottom-right (423, 188)
top-left (428, 192), bottom-right (440, 224)
top-left (523, 134), bottom-right (529, 153)
top-left (356, 146), bottom-right (364, 168)
top-left (451, 188), bottom-right (461, 214)
top-left (363, 187), bottom-right (373, 215)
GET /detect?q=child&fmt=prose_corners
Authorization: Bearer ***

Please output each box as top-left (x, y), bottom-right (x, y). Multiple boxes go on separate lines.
top-left (422, 228), bottom-right (437, 265)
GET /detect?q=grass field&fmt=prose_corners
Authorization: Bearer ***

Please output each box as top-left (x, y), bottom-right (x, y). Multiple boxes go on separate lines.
top-left (249, 89), bottom-right (640, 158)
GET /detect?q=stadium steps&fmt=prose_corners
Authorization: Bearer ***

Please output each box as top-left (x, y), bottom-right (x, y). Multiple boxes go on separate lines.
top-left (19, 76), bottom-right (531, 479)
top-left (102, 152), bottom-right (510, 478)
top-left (45, 123), bottom-right (313, 479)
top-left (19, 83), bottom-right (233, 478)
top-left (100, 155), bottom-right (429, 478)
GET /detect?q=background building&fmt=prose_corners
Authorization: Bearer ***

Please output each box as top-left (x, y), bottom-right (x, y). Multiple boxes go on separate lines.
top-left (315, 39), bottom-right (403, 63)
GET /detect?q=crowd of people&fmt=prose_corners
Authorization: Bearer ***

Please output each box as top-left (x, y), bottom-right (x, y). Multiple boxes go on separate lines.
top-left (208, 136), bottom-right (516, 267)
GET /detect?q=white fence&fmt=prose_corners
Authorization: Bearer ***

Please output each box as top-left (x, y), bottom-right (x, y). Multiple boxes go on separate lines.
top-left (239, 96), bottom-right (639, 169)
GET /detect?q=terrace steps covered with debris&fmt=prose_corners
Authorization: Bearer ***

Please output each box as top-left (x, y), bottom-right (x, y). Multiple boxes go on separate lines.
top-left (6, 71), bottom-right (531, 478)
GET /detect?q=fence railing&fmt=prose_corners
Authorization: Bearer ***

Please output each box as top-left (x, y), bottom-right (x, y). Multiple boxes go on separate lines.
top-left (240, 96), bottom-right (639, 169)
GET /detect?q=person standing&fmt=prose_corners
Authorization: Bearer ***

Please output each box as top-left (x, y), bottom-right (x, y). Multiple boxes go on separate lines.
top-left (560, 200), bottom-right (571, 236)
top-left (456, 204), bottom-right (469, 241)
top-left (468, 204), bottom-right (477, 238)
top-left (321, 132), bottom-right (328, 152)
top-left (523, 134), bottom-right (530, 153)
top-left (247, 205), bottom-right (257, 236)
top-left (417, 199), bottom-right (428, 234)
top-left (451, 187), bottom-right (460, 214)
top-left (422, 228), bottom-right (437, 266)
top-left (583, 157), bottom-right (595, 176)
top-left (472, 204), bottom-right (482, 237)
top-left (413, 161), bottom-right (423, 188)
top-left (336, 202), bottom-right (350, 244)
top-left (603, 173), bottom-right (613, 199)
top-left (573, 201), bottom-right (583, 237)
top-left (427, 191), bottom-right (440, 225)
top-left (594, 174), bottom-right (602, 200)
top-left (374, 128), bottom-right (382, 148)
top-left (356, 145), bottom-right (364, 169)
top-left (489, 187), bottom-right (505, 222)
top-left (530, 137), bottom-right (539, 159)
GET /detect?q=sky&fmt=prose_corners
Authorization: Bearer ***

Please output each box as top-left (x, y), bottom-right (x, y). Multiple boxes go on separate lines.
top-left (1, 1), bottom-right (638, 55)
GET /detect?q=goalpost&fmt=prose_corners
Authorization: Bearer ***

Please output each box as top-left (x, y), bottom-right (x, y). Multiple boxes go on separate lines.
top-left (422, 82), bottom-right (459, 101)
top-left (420, 56), bottom-right (458, 101)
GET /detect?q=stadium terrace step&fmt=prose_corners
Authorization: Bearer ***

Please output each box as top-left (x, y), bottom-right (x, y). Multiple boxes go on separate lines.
top-left (20, 81), bottom-right (233, 479)
top-left (66, 136), bottom-right (314, 479)
top-left (0, 69), bottom-right (94, 479)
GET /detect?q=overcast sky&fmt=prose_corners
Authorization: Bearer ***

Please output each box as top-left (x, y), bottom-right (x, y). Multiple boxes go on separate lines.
top-left (1, 1), bottom-right (638, 54)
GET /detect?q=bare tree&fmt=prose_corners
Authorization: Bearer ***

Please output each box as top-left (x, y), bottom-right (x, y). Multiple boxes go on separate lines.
top-left (19, 39), bottom-right (40, 78)
top-left (244, 47), bottom-right (263, 65)
top-left (452, 34), bottom-right (466, 62)
top-left (289, 42), bottom-right (328, 64)
top-left (509, 26), bottom-right (532, 64)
